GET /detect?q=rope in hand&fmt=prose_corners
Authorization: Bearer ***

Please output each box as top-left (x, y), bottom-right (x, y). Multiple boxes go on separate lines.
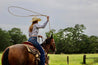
top-left (8, 6), bottom-right (51, 35)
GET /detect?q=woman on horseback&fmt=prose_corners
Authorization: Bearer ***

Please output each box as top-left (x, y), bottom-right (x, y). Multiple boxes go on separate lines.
top-left (28, 16), bottom-right (49, 65)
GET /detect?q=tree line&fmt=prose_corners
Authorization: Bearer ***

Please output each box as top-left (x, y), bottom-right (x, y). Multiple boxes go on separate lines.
top-left (0, 28), bottom-right (27, 51)
top-left (46, 24), bottom-right (98, 54)
top-left (0, 24), bottom-right (98, 54)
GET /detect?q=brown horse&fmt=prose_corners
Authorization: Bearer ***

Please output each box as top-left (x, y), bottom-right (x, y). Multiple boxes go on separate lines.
top-left (1, 35), bottom-right (56, 65)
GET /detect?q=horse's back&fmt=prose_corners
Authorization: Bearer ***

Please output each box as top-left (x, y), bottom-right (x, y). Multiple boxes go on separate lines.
top-left (2, 43), bottom-right (38, 65)
top-left (8, 44), bottom-right (28, 65)
top-left (8, 44), bottom-right (35, 65)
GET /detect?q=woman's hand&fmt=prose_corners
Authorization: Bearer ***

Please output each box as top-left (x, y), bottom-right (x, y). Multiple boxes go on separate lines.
top-left (38, 35), bottom-right (43, 38)
top-left (47, 16), bottom-right (49, 21)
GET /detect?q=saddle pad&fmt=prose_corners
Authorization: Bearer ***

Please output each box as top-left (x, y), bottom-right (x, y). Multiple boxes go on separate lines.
top-left (22, 42), bottom-right (34, 46)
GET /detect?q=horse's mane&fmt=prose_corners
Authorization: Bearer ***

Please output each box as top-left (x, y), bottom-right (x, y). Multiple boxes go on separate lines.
top-left (41, 37), bottom-right (51, 47)
top-left (41, 35), bottom-right (53, 48)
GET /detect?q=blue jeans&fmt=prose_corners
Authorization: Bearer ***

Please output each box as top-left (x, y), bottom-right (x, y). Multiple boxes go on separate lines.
top-left (28, 37), bottom-right (45, 65)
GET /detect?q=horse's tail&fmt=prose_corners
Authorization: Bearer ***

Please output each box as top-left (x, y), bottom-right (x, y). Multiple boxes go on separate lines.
top-left (2, 48), bottom-right (10, 65)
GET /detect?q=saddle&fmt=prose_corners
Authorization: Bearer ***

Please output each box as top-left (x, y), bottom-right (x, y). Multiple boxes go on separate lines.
top-left (22, 42), bottom-right (49, 64)
top-left (22, 42), bottom-right (41, 61)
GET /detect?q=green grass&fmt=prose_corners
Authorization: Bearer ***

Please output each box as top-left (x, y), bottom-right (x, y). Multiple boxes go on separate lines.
top-left (0, 53), bottom-right (98, 65)
top-left (0, 53), bottom-right (2, 65)
top-left (48, 54), bottom-right (98, 65)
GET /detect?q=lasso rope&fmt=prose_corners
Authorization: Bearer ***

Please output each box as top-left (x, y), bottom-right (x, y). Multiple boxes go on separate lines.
top-left (8, 6), bottom-right (47, 17)
top-left (8, 6), bottom-right (51, 35)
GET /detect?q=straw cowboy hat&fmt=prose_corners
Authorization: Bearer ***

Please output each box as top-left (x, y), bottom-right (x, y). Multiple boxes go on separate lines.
top-left (31, 17), bottom-right (41, 22)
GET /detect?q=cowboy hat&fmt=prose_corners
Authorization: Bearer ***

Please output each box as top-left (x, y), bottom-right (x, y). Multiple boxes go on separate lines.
top-left (30, 17), bottom-right (41, 22)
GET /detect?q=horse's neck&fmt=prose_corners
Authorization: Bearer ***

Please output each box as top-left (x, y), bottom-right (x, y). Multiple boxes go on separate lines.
top-left (41, 43), bottom-right (50, 53)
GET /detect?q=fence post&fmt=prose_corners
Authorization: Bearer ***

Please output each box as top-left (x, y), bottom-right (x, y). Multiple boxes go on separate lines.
top-left (67, 56), bottom-right (69, 65)
top-left (83, 55), bottom-right (86, 64)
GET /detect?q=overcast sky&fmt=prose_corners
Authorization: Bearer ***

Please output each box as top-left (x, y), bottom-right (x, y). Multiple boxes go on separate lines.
top-left (0, 0), bottom-right (98, 38)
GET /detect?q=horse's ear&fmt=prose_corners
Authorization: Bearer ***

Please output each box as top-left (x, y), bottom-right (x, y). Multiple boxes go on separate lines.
top-left (50, 34), bottom-right (53, 39)
top-left (46, 35), bottom-right (49, 38)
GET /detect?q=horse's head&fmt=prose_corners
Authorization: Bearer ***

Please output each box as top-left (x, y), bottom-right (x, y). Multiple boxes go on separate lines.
top-left (49, 34), bottom-right (56, 53)
top-left (41, 34), bottom-right (56, 53)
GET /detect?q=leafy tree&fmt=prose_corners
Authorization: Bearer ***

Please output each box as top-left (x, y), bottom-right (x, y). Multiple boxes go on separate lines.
top-left (46, 24), bottom-right (98, 54)
top-left (8, 28), bottom-right (27, 44)
top-left (55, 24), bottom-right (86, 53)
top-left (88, 36), bottom-right (98, 53)
top-left (0, 28), bottom-right (12, 51)
top-left (45, 29), bottom-right (56, 38)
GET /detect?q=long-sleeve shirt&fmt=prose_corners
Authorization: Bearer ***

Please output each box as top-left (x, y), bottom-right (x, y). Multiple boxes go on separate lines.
top-left (29, 21), bottom-right (48, 37)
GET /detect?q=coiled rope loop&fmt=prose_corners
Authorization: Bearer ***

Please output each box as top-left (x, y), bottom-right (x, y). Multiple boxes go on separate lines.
top-left (8, 6), bottom-right (47, 17)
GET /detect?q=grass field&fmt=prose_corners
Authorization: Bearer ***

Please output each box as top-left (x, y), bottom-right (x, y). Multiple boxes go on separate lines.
top-left (0, 53), bottom-right (2, 65)
top-left (0, 52), bottom-right (98, 65)
top-left (49, 54), bottom-right (98, 65)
